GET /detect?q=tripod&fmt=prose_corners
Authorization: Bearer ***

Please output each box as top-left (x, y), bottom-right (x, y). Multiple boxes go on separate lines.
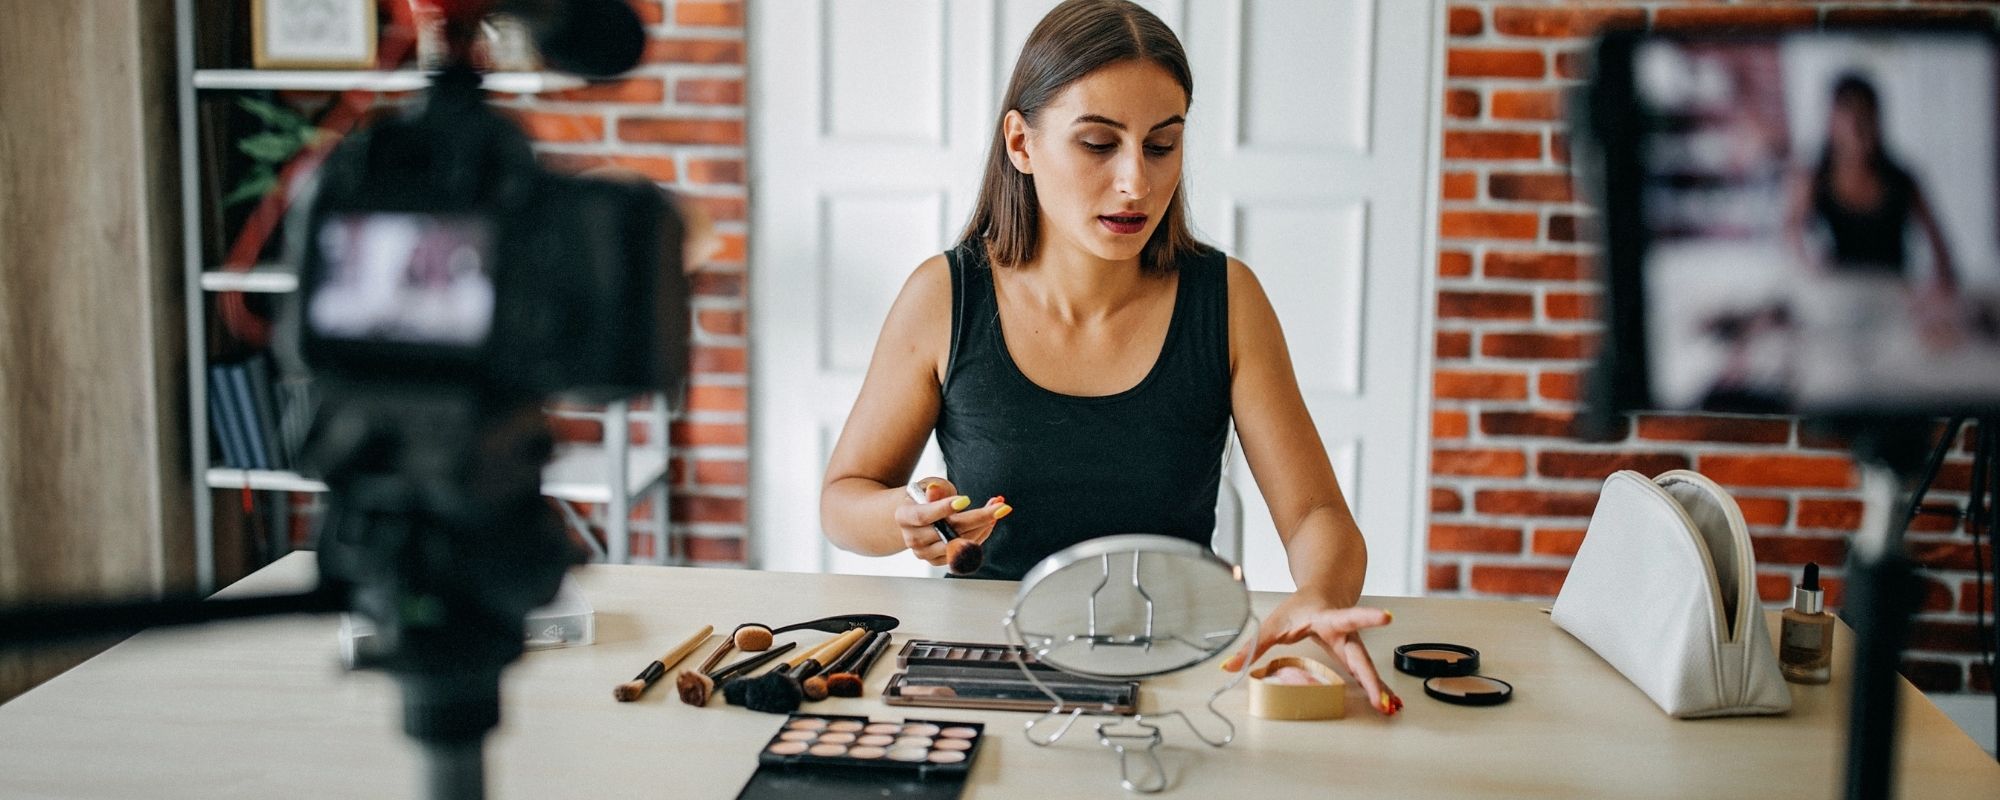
top-left (1890, 417), bottom-right (1998, 758)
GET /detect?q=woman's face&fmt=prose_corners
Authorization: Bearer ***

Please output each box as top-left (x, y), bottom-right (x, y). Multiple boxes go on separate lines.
top-left (1009, 59), bottom-right (1187, 265)
top-left (1829, 94), bottom-right (1880, 161)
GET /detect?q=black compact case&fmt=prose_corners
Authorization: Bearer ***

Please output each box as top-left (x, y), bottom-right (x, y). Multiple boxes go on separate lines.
top-left (736, 714), bottom-right (985, 800)
top-left (1394, 643), bottom-right (1481, 678)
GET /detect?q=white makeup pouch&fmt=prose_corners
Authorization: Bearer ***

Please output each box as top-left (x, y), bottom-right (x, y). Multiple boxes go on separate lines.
top-left (1551, 470), bottom-right (1792, 718)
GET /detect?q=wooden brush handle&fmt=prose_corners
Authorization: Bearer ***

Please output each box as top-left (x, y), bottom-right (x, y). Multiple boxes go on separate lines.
top-left (787, 627), bottom-right (866, 670)
top-left (655, 625), bottom-right (714, 671)
top-left (691, 638), bottom-right (734, 675)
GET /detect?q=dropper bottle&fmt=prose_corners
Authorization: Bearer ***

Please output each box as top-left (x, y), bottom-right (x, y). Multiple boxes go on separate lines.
top-left (1779, 562), bottom-right (1834, 684)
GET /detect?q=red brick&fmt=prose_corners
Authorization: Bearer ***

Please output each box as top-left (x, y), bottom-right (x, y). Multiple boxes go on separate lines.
top-left (548, 77), bottom-right (666, 104)
top-left (676, 77), bottom-right (745, 106)
top-left (618, 118), bottom-right (745, 146)
top-left (1917, 577), bottom-right (1956, 613)
top-left (646, 38), bottom-right (745, 65)
top-left (1441, 210), bottom-right (1540, 240)
top-left (1474, 489), bottom-right (1600, 518)
top-left (1738, 497), bottom-right (1791, 528)
top-left (1548, 213), bottom-right (1582, 242)
top-left (1441, 170), bottom-right (1477, 201)
top-left (1428, 563), bottom-right (1462, 592)
top-left (1445, 88), bottom-right (1481, 120)
top-left (676, 1), bottom-right (744, 27)
top-left (1439, 250), bottom-right (1474, 278)
top-left (1962, 580), bottom-right (1992, 615)
top-left (685, 535), bottom-right (746, 563)
top-left (1439, 290), bottom-right (1535, 320)
top-left (1539, 371), bottom-right (1581, 402)
top-left (670, 422), bottom-right (747, 446)
top-left (694, 459), bottom-right (748, 486)
top-left (692, 271), bottom-right (745, 297)
top-left (1536, 451), bottom-right (1690, 480)
top-left (1827, 8), bottom-right (1997, 27)
top-left (630, 1), bottom-right (663, 25)
top-left (1430, 524), bottom-right (1524, 554)
top-left (697, 309), bottom-right (745, 336)
top-left (1750, 535), bottom-right (1848, 566)
top-left (1545, 292), bottom-right (1598, 321)
top-left (687, 385), bottom-right (747, 413)
top-left (1909, 620), bottom-right (1983, 654)
top-left (1468, 564), bottom-right (1570, 597)
top-left (1756, 572), bottom-right (1794, 603)
top-left (1448, 5), bottom-right (1483, 37)
top-left (1531, 527), bottom-right (1587, 557)
top-left (1700, 454), bottom-right (1856, 489)
top-left (1436, 330), bottom-right (1472, 359)
top-left (1488, 171), bottom-right (1575, 202)
top-left (1483, 251), bottom-right (1582, 281)
top-left (1434, 410), bottom-right (1471, 439)
top-left (671, 495), bottom-right (745, 523)
top-left (515, 110), bottom-right (605, 143)
top-left (1490, 89), bottom-right (1562, 121)
top-left (1432, 487), bottom-right (1465, 513)
top-left (1928, 460), bottom-right (1972, 493)
top-left (1908, 503), bottom-right (1962, 533)
top-left (1796, 498), bottom-right (1863, 530)
top-left (1435, 370), bottom-right (1529, 401)
top-left (1653, 7), bottom-right (1819, 32)
top-left (1636, 415), bottom-right (1791, 445)
top-left (1447, 48), bottom-right (1544, 79)
top-left (1492, 6), bottom-right (1645, 39)
top-left (686, 158), bottom-right (746, 185)
top-left (1434, 448), bottom-right (1528, 478)
top-left (1480, 331), bottom-right (1596, 360)
top-left (1910, 540), bottom-right (1983, 572)
top-left (1550, 131), bottom-right (1571, 165)
top-left (1443, 131), bottom-right (1542, 161)
top-left (550, 416), bottom-right (604, 443)
top-left (692, 345), bottom-right (747, 374)
top-left (692, 195), bottom-right (748, 222)
top-left (1554, 50), bottom-right (1586, 80)
top-left (1900, 659), bottom-right (1964, 693)
top-left (1481, 410), bottom-right (1581, 439)
top-left (710, 232), bottom-right (747, 264)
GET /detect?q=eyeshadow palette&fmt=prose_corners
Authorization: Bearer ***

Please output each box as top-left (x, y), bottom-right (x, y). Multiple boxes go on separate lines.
top-left (736, 714), bottom-right (985, 800)
top-left (895, 639), bottom-right (1055, 671)
top-left (884, 665), bottom-right (1139, 714)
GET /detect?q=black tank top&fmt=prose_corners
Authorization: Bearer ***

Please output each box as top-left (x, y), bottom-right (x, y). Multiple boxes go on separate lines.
top-left (936, 240), bottom-right (1232, 580)
top-left (1813, 159), bottom-right (1915, 273)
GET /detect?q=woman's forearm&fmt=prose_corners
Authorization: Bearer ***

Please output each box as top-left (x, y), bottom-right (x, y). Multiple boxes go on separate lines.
top-left (1283, 504), bottom-right (1369, 607)
top-left (820, 477), bottom-right (912, 556)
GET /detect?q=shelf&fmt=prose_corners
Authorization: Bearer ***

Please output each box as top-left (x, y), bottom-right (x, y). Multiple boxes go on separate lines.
top-left (204, 444), bottom-right (669, 504)
top-left (540, 445), bottom-right (671, 505)
top-left (201, 267), bottom-right (298, 293)
top-left (192, 69), bottom-right (585, 93)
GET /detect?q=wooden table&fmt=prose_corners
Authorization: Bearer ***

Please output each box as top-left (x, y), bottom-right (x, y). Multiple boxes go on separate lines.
top-left (0, 553), bottom-right (1994, 798)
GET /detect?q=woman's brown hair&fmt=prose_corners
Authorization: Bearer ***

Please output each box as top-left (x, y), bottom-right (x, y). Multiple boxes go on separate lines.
top-left (959, 0), bottom-right (1208, 274)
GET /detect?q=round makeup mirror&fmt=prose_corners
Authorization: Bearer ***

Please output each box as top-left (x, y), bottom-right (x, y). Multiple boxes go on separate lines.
top-left (1002, 535), bottom-right (1257, 794)
top-left (1008, 535), bottom-right (1251, 680)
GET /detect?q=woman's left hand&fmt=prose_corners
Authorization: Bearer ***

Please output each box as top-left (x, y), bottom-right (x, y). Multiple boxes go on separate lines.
top-left (1221, 591), bottom-right (1401, 716)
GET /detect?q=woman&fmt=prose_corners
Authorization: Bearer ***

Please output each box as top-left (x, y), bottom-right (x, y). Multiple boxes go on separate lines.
top-left (817, 0), bottom-right (1399, 716)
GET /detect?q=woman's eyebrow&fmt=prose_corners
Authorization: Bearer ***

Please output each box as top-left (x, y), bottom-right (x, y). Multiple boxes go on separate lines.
top-left (1071, 113), bottom-right (1186, 132)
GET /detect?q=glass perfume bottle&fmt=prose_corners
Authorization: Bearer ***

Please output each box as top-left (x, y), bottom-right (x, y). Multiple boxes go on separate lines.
top-left (1780, 562), bottom-right (1833, 684)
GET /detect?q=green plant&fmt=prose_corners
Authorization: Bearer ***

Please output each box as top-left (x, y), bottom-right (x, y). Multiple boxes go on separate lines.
top-left (223, 97), bottom-right (326, 208)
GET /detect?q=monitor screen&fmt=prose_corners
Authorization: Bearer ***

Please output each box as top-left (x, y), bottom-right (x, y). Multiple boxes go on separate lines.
top-left (307, 212), bottom-right (496, 349)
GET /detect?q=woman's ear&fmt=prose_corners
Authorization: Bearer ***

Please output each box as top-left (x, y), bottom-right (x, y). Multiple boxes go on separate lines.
top-left (1003, 110), bottom-right (1033, 175)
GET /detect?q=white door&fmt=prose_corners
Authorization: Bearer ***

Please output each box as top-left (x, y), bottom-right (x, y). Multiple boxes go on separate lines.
top-left (751, 0), bottom-right (1438, 594)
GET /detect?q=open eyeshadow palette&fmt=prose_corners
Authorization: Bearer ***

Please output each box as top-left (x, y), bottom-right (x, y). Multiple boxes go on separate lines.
top-left (883, 639), bottom-right (1139, 714)
top-left (735, 714), bottom-right (985, 800)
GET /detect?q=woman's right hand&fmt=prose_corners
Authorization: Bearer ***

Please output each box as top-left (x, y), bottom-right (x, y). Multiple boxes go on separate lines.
top-left (895, 477), bottom-right (1010, 567)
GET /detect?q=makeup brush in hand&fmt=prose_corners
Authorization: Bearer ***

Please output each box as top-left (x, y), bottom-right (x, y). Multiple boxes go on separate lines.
top-left (614, 625), bottom-right (712, 702)
top-left (906, 481), bottom-right (992, 575)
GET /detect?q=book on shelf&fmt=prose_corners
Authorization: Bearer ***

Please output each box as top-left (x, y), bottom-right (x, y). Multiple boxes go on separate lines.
top-left (206, 366), bottom-right (248, 470)
top-left (207, 354), bottom-right (316, 474)
top-left (224, 363), bottom-right (271, 471)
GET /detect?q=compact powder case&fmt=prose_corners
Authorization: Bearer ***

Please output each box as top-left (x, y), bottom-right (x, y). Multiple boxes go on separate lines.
top-left (1394, 642), bottom-right (1480, 678)
top-left (1423, 675), bottom-right (1513, 706)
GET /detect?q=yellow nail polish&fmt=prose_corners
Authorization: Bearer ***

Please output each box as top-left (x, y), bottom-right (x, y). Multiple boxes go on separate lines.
top-left (951, 496), bottom-right (971, 511)
top-left (1384, 611), bottom-right (1394, 624)
top-left (992, 504), bottom-right (1013, 520)
top-left (1379, 691), bottom-right (1392, 712)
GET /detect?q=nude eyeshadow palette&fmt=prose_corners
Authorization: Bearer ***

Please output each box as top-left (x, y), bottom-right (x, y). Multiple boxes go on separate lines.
top-left (734, 714), bottom-right (985, 800)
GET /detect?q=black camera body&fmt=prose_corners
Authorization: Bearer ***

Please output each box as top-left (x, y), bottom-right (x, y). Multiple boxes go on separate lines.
top-left (299, 67), bottom-right (688, 404)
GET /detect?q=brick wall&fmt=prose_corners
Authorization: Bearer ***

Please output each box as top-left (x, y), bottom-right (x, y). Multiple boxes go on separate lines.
top-left (1433, 0), bottom-right (1997, 699)
top-left (504, 0), bottom-right (749, 566)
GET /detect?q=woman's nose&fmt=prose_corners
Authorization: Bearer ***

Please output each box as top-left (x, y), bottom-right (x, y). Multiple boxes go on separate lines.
top-left (1115, 147), bottom-right (1152, 200)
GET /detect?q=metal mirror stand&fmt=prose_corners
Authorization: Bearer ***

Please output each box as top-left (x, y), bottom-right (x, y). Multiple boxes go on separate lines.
top-left (1001, 550), bottom-right (1257, 794)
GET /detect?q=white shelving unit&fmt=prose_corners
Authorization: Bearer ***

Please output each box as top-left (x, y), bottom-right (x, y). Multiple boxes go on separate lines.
top-left (175, 1), bottom-right (668, 591)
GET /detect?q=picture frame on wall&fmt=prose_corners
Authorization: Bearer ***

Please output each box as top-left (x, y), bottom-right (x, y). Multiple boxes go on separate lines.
top-left (252, 0), bottom-right (377, 70)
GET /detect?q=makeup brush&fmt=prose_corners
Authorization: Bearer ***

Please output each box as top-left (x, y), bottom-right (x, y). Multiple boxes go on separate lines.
top-left (715, 642), bottom-right (799, 706)
top-left (743, 628), bottom-right (866, 714)
top-left (823, 630), bottom-right (894, 698)
top-left (614, 625), bottom-right (712, 702)
top-left (799, 628), bottom-right (873, 701)
top-left (728, 613), bottom-right (899, 652)
top-left (673, 635), bottom-right (737, 706)
top-left (906, 482), bottom-right (987, 575)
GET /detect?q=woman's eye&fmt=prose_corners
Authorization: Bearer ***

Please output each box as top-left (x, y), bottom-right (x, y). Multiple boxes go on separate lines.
top-left (1145, 143), bottom-right (1177, 156)
top-left (1080, 140), bottom-right (1116, 153)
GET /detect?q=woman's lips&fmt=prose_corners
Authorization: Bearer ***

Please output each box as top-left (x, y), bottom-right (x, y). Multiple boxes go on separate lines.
top-left (1099, 214), bottom-right (1147, 235)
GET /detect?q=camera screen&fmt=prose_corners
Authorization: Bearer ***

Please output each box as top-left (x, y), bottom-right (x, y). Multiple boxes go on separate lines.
top-left (308, 213), bottom-right (496, 349)
top-left (1619, 32), bottom-right (2000, 413)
